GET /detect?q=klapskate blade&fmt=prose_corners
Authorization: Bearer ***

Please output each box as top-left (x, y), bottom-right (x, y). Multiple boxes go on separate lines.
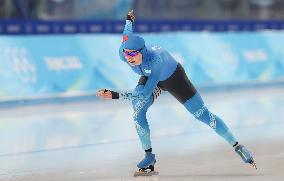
top-left (134, 171), bottom-right (158, 177)
top-left (249, 159), bottom-right (257, 170)
top-left (251, 162), bottom-right (257, 170)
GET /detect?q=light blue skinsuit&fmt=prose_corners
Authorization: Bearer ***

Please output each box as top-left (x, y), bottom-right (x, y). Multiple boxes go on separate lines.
top-left (118, 19), bottom-right (238, 151)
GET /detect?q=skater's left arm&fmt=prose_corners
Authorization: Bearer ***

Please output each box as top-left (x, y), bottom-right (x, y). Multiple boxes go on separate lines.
top-left (123, 10), bottom-right (135, 36)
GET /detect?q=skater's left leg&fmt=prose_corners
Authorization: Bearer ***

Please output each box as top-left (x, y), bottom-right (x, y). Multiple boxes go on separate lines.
top-left (158, 64), bottom-right (237, 146)
top-left (183, 93), bottom-right (257, 168)
top-left (183, 92), bottom-right (237, 146)
top-left (158, 64), bottom-right (256, 168)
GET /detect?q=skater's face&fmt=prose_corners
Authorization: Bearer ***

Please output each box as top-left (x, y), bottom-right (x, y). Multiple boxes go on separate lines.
top-left (123, 48), bottom-right (142, 66)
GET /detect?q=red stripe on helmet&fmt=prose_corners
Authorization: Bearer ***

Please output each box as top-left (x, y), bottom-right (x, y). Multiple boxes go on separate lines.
top-left (122, 35), bottom-right (129, 43)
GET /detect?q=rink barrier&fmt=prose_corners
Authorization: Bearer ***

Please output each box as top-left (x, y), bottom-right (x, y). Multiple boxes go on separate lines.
top-left (1, 20), bottom-right (284, 34)
top-left (0, 80), bottom-right (283, 108)
top-left (0, 92), bottom-right (99, 108)
top-left (0, 32), bottom-right (284, 106)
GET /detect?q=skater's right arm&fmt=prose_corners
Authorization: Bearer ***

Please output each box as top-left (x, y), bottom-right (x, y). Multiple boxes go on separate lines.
top-left (123, 10), bottom-right (135, 36)
top-left (96, 89), bottom-right (132, 100)
top-left (96, 89), bottom-right (112, 99)
top-left (96, 86), bottom-right (161, 101)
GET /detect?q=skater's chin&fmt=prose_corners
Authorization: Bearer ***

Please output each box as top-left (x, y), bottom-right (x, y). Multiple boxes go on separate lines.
top-left (129, 61), bottom-right (141, 66)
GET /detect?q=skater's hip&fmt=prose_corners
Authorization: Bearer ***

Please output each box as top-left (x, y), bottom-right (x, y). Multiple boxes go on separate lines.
top-left (138, 63), bottom-right (197, 104)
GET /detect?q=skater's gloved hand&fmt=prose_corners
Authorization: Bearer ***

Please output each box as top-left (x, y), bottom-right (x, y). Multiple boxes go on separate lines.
top-left (96, 89), bottom-right (113, 99)
top-left (126, 10), bottom-right (135, 22)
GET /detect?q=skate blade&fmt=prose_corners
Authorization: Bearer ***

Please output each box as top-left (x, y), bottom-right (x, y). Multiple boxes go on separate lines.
top-left (251, 162), bottom-right (257, 170)
top-left (250, 160), bottom-right (257, 170)
top-left (134, 171), bottom-right (159, 177)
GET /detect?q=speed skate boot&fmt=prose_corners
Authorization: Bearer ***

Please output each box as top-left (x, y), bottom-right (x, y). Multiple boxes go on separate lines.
top-left (134, 152), bottom-right (158, 177)
top-left (235, 144), bottom-right (257, 169)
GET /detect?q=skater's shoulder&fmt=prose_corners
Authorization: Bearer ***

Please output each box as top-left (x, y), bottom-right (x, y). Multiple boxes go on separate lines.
top-left (148, 45), bottom-right (164, 54)
top-left (146, 46), bottom-right (164, 60)
top-left (145, 49), bottom-right (163, 67)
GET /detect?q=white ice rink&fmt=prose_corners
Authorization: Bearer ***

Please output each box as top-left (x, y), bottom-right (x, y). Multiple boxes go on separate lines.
top-left (0, 86), bottom-right (284, 181)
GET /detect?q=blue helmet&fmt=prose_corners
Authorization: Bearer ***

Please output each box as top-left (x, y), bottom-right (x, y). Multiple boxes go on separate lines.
top-left (121, 34), bottom-right (145, 51)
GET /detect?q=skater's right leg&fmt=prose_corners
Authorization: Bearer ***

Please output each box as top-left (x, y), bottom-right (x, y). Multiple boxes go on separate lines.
top-left (137, 149), bottom-right (156, 169)
top-left (131, 84), bottom-right (154, 151)
top-left (131, 84), bottom-right (157, 171)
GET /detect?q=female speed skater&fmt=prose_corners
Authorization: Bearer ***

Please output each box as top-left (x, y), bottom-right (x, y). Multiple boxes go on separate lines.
top-left (96, 10), bottom-right (256, 176)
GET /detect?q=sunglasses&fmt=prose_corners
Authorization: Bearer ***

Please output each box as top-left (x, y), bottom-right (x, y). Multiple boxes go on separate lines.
top-left (123, 47), bottom-right (143, 57)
